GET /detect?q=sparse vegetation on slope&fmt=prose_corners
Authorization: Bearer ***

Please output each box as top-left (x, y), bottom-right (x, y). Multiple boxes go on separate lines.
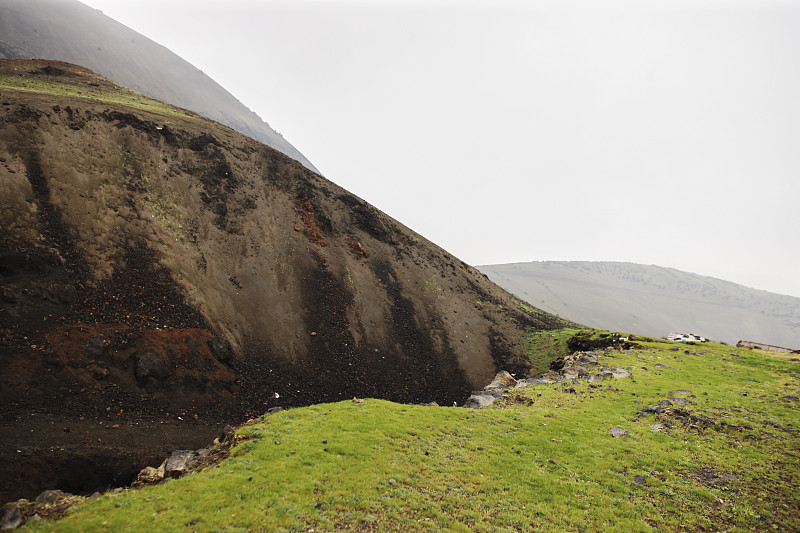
top-left (0, 60), bottom-right (200, 122)
top-left (22, 338), bottom-right (799, 532)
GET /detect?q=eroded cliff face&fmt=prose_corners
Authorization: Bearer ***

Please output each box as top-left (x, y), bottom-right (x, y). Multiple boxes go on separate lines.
top-left (0, 60), bottom-right (568, 499)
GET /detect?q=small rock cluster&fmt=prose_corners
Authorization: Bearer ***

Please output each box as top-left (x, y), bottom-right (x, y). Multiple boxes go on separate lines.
top-left (464, 351), bottom-right (633, 408)
top-left (132, 425), bottom-right (247, 488)
top-left (633, 390), bottom-right (717, 432)
top-left (1, 490), bottom-right (88, 531)
top-left (132, 449), bottom-right (203, 487)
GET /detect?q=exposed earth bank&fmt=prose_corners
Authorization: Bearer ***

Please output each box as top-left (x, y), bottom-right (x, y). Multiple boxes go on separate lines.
top-left (0, 60), bottom-right (573, 501)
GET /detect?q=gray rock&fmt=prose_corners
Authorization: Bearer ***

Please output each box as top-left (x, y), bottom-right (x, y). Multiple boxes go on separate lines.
top-left (608, 428), bottom-right (630, 437)
top-left (134, 351), bottom-right (170, 383)
top-left (650, 423), bottom-right (668, 432)
top-left (643, 400), bottom-right (673, 413)
top-left (465, 394), bottom-right (496, 409)
top-left (195, 447), bottom-right (213, 458)
top-left (484, 380), bottom-right (509, 391)
top-left (610, 368), bottom-right (631, 378)
top-left (35, 489), bottom-right (66, 504)
top-left (0, 503), bottom-right (21, 531)
top-left (560, 366), bottom-right (582, 379)
top-left (475, 390), bottom-right (505, 398)
top-left (588, 373), bottom-right (612, 383)
top-left (523, 378), bottom-right (553, 385)
top-left (654, 363), bottom-right (674, 369)
top-left (164, 450), bottom-right (197, 478)
top-left (671, 398), bottom-right (693, 405)
top-left (667, 389), bottom-right (692, 397)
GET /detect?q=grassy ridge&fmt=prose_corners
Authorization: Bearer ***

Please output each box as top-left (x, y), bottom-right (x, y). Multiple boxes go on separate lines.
top-left (0, 63), bottom-right (200, 122)
top-left (24, 338), bottom-right (799, 532)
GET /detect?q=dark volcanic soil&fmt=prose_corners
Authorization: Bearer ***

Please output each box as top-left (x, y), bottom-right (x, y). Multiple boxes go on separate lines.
top-left (0, 60), bottom-right (572, 502)
top-left (1, 416), bottom-right (223, 502)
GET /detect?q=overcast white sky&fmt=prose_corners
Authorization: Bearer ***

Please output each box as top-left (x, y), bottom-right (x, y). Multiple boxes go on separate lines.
top-left (82, 0), bottom-right (800, 298)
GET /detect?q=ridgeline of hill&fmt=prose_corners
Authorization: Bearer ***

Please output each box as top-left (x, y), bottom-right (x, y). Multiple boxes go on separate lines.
top-left (0, 59), bottom-right (571, 502)
top-left (478, 261), bottom-right (800, 348)
top-left (0, 0), bottom-right (319, 173)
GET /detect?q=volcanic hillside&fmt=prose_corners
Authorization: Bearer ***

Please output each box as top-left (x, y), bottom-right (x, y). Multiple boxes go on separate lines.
top-left (0, 60), bottom-right (571, 500)
top-left (0, 0), bottom-right (318, 172)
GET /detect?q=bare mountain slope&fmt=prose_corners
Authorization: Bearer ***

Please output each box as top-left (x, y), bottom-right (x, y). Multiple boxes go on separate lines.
top-left (0, 0), bottom-right (319, 173)
top-left (0, 61), bottom-right (568, 500)
top-left (478, 261), bottom-right (800, 348)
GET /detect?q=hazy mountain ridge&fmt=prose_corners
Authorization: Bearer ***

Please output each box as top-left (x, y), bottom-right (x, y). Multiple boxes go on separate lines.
top-left (0, 0), bottom-right (319, 173)
top-left (478, 261), bottom-right (800, 347)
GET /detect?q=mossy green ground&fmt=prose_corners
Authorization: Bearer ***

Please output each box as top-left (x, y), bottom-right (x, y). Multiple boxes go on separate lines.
top-left (24, 338), bottom-right (799, 532)
top-left (0, 70), bottom-right (200, 122)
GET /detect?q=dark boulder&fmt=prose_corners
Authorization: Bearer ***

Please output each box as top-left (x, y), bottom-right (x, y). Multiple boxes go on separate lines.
top-left (82, 338), bottom-right (107, 360)
top-left (134, 351), bottom-right (170, 384)
top-left (207, 338), bottom-right (234, 365)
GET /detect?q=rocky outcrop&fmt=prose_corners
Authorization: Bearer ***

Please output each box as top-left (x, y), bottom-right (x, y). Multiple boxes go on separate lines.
top-left (132, 450), bottom-right (200, 486)
top-left (133, 424), bottom-right (243, 489)
top-left (0, 490), bottom-right (87, 531)
top-left (465, 350), bottom-right (636, 408)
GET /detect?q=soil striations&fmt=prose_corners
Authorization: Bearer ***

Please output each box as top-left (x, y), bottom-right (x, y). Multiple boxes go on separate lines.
top-left (0, 60), bottom-right (572, 501)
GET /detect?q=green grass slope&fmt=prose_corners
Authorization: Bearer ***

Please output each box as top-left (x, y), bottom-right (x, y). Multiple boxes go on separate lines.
top-left (22, 338), bottom-right (799, 532)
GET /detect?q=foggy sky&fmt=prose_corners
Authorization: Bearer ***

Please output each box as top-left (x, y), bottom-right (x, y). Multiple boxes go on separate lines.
top-left (81, 0), bottom-right (800, 298)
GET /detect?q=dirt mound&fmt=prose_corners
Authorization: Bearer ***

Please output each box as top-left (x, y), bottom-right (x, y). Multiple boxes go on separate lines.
top-left (0, 59), bottom-right (572, 501)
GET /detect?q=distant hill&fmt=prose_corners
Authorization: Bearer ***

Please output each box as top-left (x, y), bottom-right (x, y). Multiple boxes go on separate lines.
top-left (0, 0), bottom-right (319, 173)
top-left (478, 261), bottom-right (800, 348)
